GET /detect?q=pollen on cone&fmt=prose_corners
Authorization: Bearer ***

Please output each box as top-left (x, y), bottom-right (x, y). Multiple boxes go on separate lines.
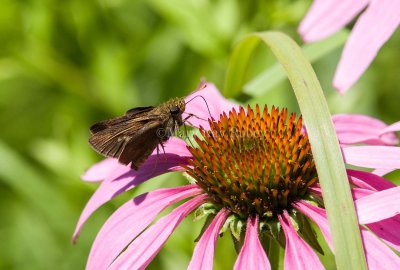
top-left (186, 105), bottom-right (318, 218)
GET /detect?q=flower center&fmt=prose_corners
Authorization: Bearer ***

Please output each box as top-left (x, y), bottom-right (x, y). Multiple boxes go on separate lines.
top-left (186, 105), bottom-right (318, 219)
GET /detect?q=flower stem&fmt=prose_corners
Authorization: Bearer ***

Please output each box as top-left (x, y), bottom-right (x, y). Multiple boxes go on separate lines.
top-left (261, 235), bottom-right (282, 270)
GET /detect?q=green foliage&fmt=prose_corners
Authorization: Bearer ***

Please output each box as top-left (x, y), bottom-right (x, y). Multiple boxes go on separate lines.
top-left (0, 0), bottom-right (399, 269)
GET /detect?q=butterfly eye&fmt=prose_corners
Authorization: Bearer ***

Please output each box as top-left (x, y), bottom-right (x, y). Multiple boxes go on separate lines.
top-left (170, 106), bottom-right (180, 115)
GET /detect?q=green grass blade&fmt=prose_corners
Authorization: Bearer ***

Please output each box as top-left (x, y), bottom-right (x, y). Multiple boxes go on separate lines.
top-left (243, 30), bottom-right (348, 97)
top-left (224, 31), bottom-right (367, 270)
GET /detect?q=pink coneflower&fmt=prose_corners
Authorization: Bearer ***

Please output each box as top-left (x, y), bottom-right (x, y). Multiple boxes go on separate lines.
top-left (299, 0), bottom-right (400, 93)
top-left (75, 83), bottom-right (400, 269)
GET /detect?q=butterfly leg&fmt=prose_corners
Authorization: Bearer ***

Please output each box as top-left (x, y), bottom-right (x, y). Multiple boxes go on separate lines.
top-left (181, 114), bottom-right (198, 131)
top-left (158, 141), bottom-right (166, 154)
top-left (158, 141), bottom-right (169, 164)
top-left (182, 124), bottom-right (195, 148)
top-left (149, 144), bottom-right (164, 175)
top-left (183, 113), bottom-right (218, 128)
top-left (183, 113), bottom-right (208, 124)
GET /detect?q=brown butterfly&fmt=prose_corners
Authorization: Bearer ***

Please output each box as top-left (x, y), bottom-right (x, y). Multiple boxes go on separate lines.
top-left (89, 97), bottom-right (186, 170)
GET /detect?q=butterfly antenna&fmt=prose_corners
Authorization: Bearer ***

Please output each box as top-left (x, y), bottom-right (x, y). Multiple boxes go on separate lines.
top-left (185, 95), bottom-right (212, 120)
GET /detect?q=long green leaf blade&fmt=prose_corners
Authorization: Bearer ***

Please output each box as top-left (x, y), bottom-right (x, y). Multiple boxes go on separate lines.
top-left (224, 31), bottom-right (367, 270)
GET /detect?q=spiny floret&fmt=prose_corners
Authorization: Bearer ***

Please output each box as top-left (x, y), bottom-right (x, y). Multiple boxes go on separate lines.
top-left (186, 105), bottom-right (318, 218)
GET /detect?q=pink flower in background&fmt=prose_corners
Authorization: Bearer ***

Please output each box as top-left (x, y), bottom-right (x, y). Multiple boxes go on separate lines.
top-left (299, 0), bottom-right (400, 93)
top-left (75, 82), bottom-right (400, 269)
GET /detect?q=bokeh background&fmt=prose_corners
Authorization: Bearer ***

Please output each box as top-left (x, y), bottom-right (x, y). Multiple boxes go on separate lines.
top-left (1, 0), bottom-right (399, 269)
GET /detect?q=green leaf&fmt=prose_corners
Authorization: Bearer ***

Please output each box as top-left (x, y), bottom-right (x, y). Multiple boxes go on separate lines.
top-left (225, 32), bottom-right (367, 269)
top-left (222, 36), bottom-right (260, 98)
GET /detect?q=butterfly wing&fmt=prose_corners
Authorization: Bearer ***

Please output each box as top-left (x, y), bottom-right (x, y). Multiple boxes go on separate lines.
top-left (89, 106), bottom-right (154, 135)
top-left (89, 106), bottom-right (166, 168)
top-left (118, 121), bottom-right (163, 169)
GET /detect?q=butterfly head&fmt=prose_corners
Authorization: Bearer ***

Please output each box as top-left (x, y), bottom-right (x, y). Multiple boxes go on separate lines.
top-left (169, 98), bottom-right (185, 115)
top-left (164, 97), bottom-right (185, 126)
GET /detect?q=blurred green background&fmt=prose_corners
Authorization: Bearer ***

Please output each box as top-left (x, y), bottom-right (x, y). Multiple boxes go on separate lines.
top-left (1, 0), bottom-right (399, 269)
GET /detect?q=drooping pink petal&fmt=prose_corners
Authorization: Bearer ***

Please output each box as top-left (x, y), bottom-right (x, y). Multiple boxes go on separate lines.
top-left (279, 211), bottom-right (324, 270)
top-left (85, 185), bottom-right (203, 270)
top-left (188, 208), bottom-right (229, 270)
top-left (380, 121), bottom-right (400, 135)
top-left (342, 146), bottom-right (400, 169)
top-left (293, 201), bottom-right (333, 251)
top-left (299, 0), bottom-right (368, 42)
top-left (184, 81), bottom-right (239, 129)
top-left (332, 114), bottom-right (399, 146)
top-left (74, 155), bottom-right (187, 242)
top-left (299, 194), bottom-right (400, 253)
top-left (108, 194), bottom-right (207, 270)
top-left (81, 158), bottom-right (121, 182)
top-left (355, 187), bottom-right (400, 224)
top-left (346, 169), bottom-right (396, 191)
top-left (333, 0), bottom-right (400, 93)
top-left (234, 215), bottom-right (271, 270)
top-left (367, 215), bottom-right (400, 251)
top-left (73, 138), bottom-right (191, 242)
top-left (361, 228), bottom-right (400, 269)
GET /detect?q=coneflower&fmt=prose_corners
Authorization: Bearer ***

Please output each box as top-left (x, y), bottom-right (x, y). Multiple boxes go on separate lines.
top-left (75, 82), bottom-right (400, 270)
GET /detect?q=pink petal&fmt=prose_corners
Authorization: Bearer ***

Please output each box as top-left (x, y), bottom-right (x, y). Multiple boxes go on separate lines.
top-left (73, 139), bottom-right (190, 242)
top-left (296, 202), bottom-right (400, 268)
top-left (380, 121), bottom-right (400, 135)
top-left (299, 0), bottom-right (368, 42)
top-left (342, 146), bottom-right (400, 169)
top-left (188, 208), bottom-right (229, 270)
top-left (348, 174), bottom-right (377, 191)
top-left (367, 215), bottom-right (400, 251)
top-left (308, 185), bottom-right (322, 196)
top-left (351, 187), bottom-right (375, 200)
top-left (108, 194), bottom-right (207, 270)
top-left (279, 211), bottom-right (324, 270)
top-left (332, 114), bottom-right (399, 146)
top-left (81, 158), bottom-right (121, 182)
top-left (85, 185), bottom-right (203, 270)
top-left (346, 169), bottom-right (396, 191)
top-left (334, 0), bottom-right (400, 93)
top-left (293, 201), bottom-right (333, 251)
top-left (355, 187), bottom-right (400, 224)
top-left (234, 215), bottom-right (271, 270)
top-left (161, 137), bottom-right (193, 156)
top-left (361, 228), bottom-right (400, 269)
top-left (308, 184), bottom-right (378, 203)
top-left (184, 81), bottom-right (239, 129)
